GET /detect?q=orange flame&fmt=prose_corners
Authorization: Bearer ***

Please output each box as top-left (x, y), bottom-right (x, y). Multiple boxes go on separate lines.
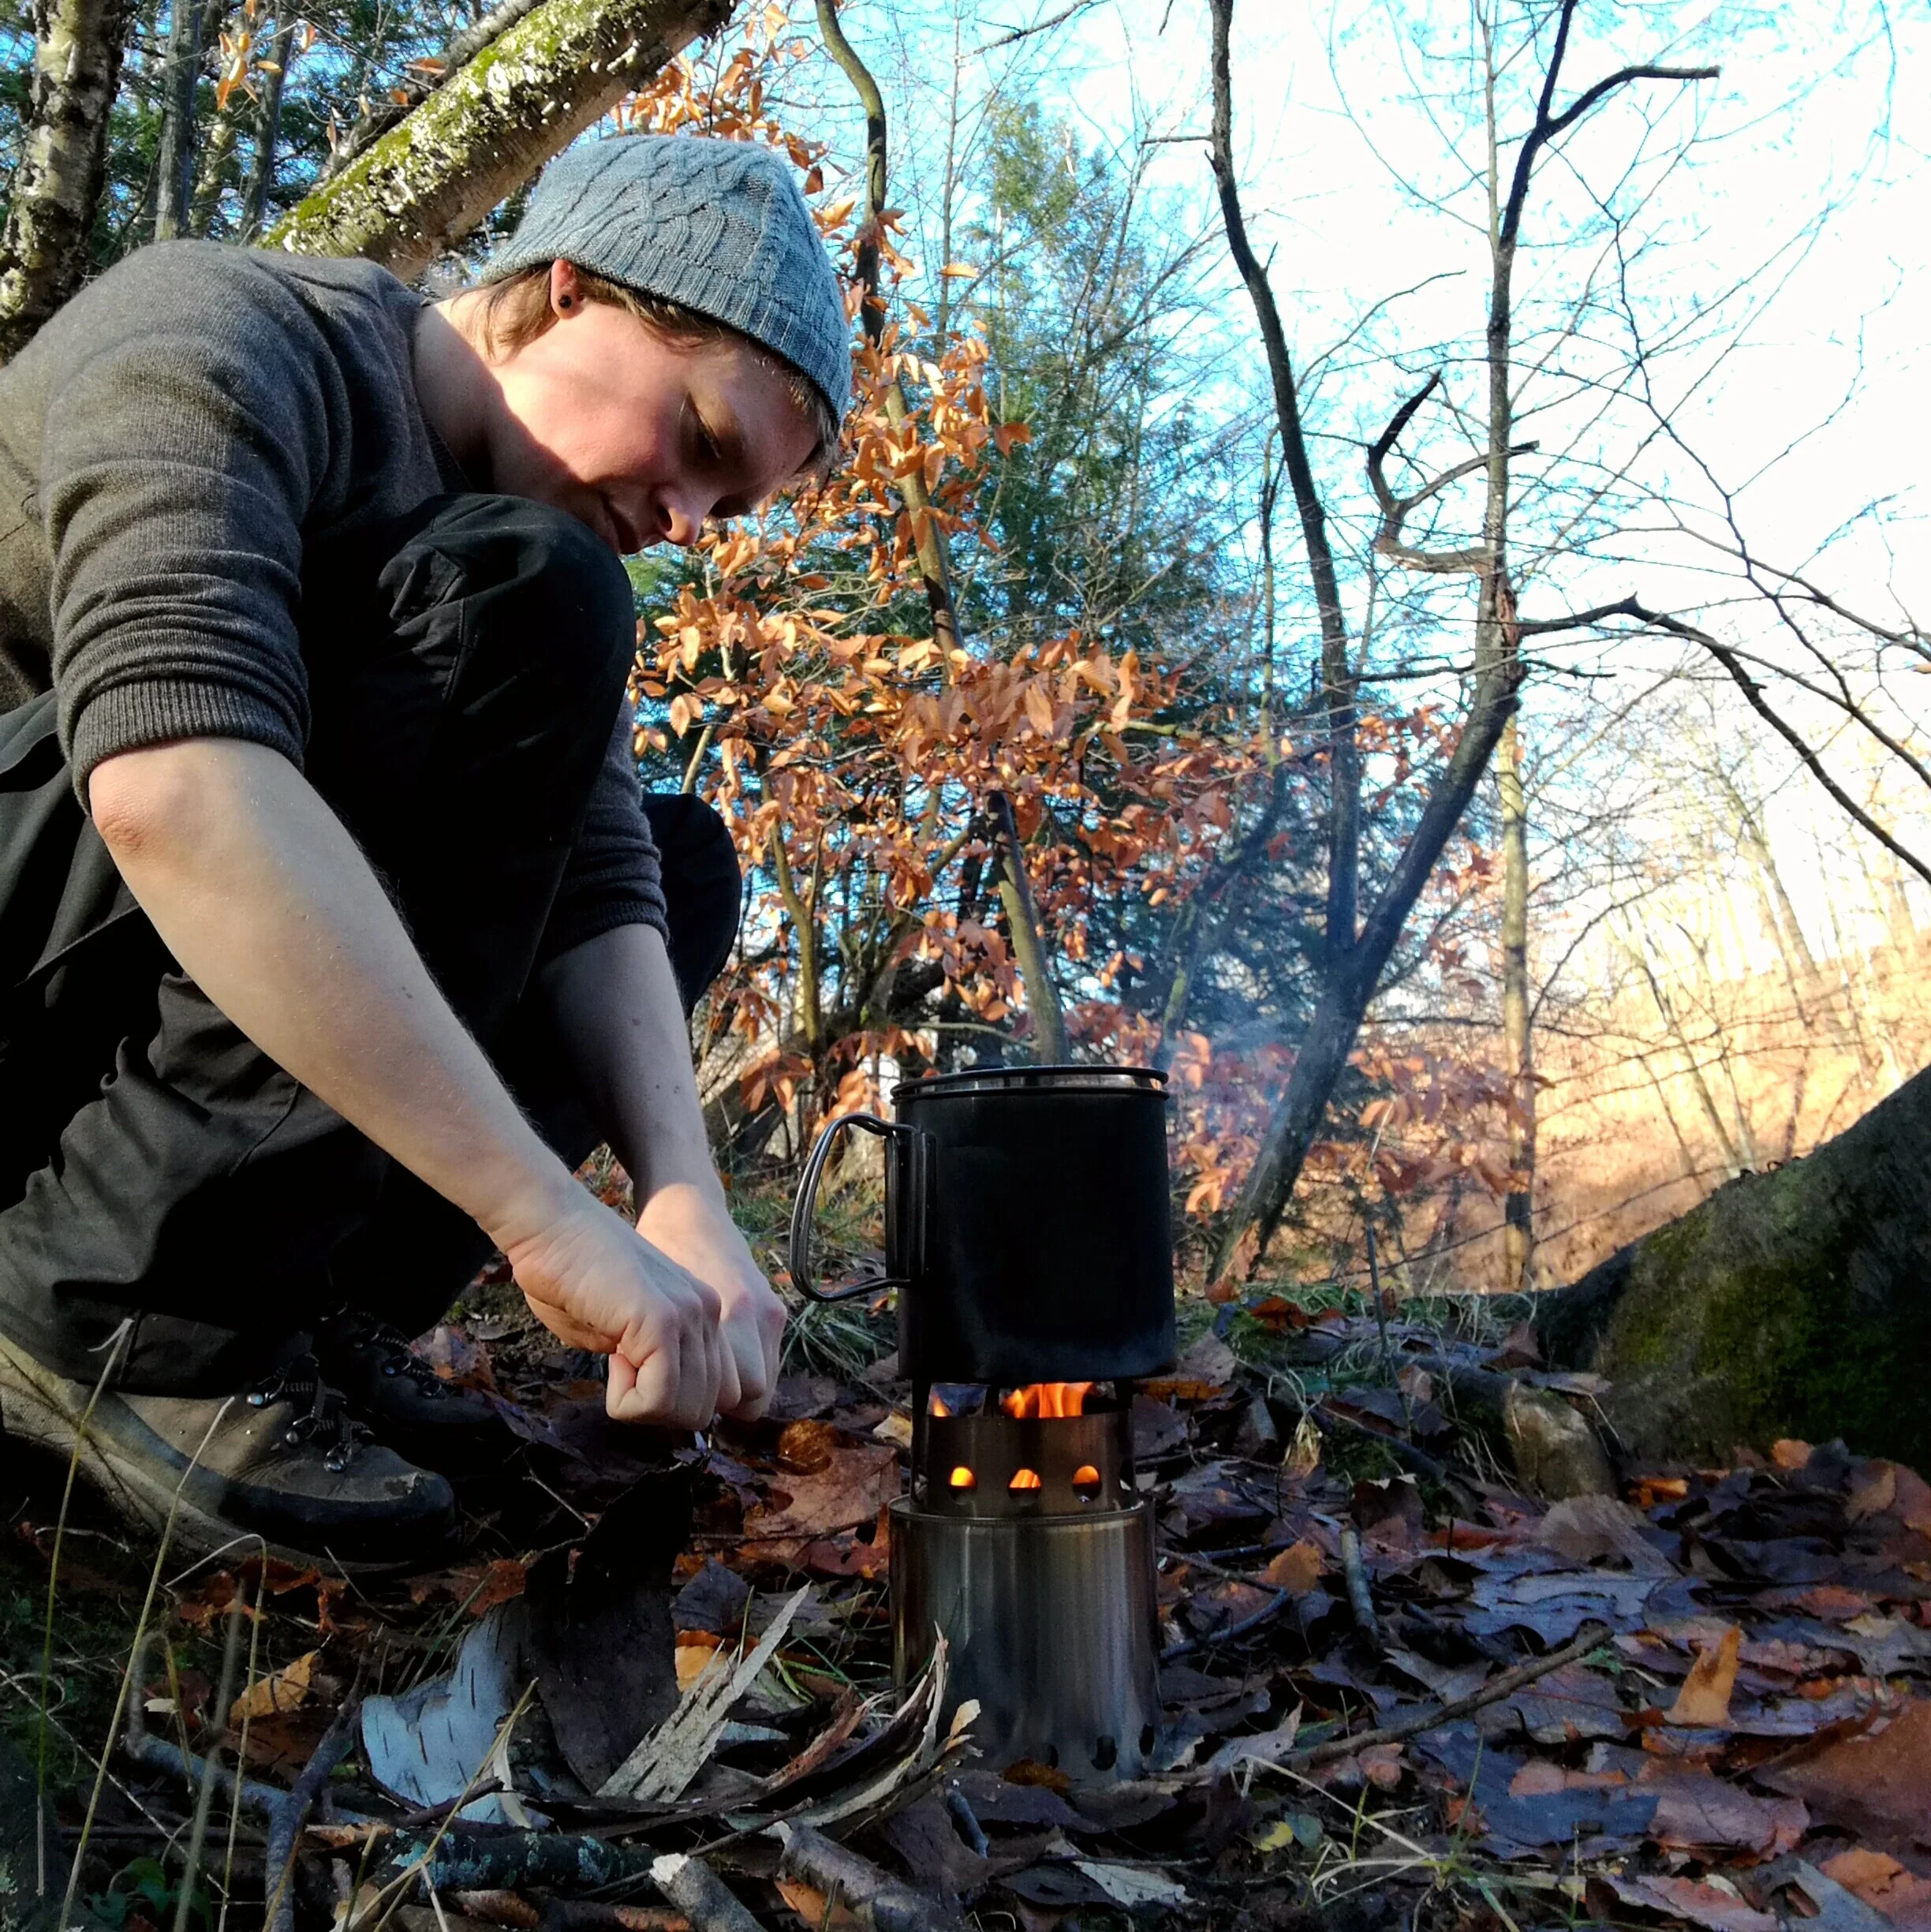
top-left (1009, 1468), bottom-right (1043, 1491)
top-left (949, 1465), bottom-right (976, 1489)
top-left (1000, 1382), bottom-right (1094, 1419)
top-left (929, 1394), bottom-right (953, 1418)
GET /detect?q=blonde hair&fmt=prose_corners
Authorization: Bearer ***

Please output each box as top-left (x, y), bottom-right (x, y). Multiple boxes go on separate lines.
top-left (473, 263), bottom-right (839, 484)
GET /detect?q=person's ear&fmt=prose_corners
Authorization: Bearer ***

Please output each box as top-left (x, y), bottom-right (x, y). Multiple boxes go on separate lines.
top-left (549, 260), bottom-right (582, 318)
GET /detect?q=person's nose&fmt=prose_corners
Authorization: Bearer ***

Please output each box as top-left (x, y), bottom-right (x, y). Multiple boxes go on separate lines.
top-left (657, 488), bottom-right (710, 547)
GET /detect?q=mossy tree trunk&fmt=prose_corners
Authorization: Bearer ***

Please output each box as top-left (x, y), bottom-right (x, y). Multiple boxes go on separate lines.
top-left (266, 0), bottom-right (734, 277)
top-left (1534, 1062), bottom-right (1931, 1468)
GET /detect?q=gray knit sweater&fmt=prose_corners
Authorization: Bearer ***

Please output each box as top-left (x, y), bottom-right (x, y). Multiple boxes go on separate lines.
top-left (0, 241), bottom-right (666, 953)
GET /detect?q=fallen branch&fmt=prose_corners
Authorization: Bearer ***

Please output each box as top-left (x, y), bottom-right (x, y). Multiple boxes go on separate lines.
top-left (1339, 1527), bottom-right (1384, 1653)
top-left (776, 1825), bottom-right (963, 1932)
top-left (265, 1695), bottom-right (363, 1932)
top-left (650, 1853), bottom-right (765, 1932)
top-left (1287, 1620), bottom-right (1612, 1768)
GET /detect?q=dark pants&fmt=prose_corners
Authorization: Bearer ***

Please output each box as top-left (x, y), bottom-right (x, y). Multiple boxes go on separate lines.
top-left (0, 496), bottom-right (738, 1394)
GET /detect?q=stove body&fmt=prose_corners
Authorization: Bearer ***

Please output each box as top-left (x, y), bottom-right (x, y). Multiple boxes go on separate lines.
top-left (791, 1066), bottom-right (1175, 1779)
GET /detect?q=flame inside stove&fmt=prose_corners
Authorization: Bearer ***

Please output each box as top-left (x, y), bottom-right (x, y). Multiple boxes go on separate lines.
top-left (1001, 1381), bottom-right (1094, 1419)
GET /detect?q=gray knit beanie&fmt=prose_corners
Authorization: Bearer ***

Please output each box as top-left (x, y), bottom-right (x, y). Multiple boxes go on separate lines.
top-left (487, 134), bottom-right (851, 421)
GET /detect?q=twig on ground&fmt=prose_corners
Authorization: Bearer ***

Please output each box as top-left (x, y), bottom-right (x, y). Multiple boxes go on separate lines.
top-left (263, 1693), bottom-right (364, 1932)
top-left (1161, 1580), bottom-right (1294, 1663)
top-left (176, 1575), bottom-right (249, 1932)
top-left (649, 1852), bottom-right (765, 1932)
top-left (1287, 1620), bottom-right (1612, 1767)
top-left (1339, 1527), bottom-right (1383, 1653)
top-left (1311, 1403), bottom-right (1453, 1485)
top-left (776, 1823), bottom-right (962, 1932)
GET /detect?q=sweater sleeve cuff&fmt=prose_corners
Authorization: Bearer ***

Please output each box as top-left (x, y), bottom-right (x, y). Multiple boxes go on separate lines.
top-left (537, 884), bottom-right (672, 968)
top-left (67, 678), bottom-right (306, 811)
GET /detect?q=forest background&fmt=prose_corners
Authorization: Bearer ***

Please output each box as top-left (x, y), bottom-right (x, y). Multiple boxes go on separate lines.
top-left (2, 0), bottom-right (1926, 1306)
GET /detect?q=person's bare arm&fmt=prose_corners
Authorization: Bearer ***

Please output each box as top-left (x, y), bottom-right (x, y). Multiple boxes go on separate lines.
top-left (88, 736), bottom-right (725, 1426)
top-left (538, 923), bottom-right (786, 1420)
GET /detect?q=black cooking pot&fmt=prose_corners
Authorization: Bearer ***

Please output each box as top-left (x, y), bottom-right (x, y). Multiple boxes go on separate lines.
top-left (788, 1064), bottom-right (1177, 1386)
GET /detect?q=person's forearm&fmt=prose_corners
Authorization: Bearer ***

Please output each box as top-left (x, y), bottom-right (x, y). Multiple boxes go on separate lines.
top-left (537, 922), bottom-right (718, 1202)
top-left (88, 738), bottom-right (579, 1250)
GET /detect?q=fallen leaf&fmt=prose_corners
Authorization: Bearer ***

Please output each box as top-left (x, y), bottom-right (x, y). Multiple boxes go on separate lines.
top-left (772, 1879), bottom-right (860, 1930)
top-left (1261, 1541), bottom-right (1324, 1593)
top-left (230, 1650), bottom-right (316, 1725)
top-left (1820, 1848), bottom-right (1931, 1930)
top-left (1647, 1776), bottom-right (1808, 1854)
top-left (408, 1559), bottom-right (526, 1617)
top-left (1668, 1625), bottom-right (1742, 1728)
top-left (1604, 1874), bottom-right (1776, 1932)
top-left (1534, 1495), bottom-right (1675, 1575)
top-left (1074, 1863), bottom-right (1190, 1909)
top-left (1774, 1440), bottom-right (1815, 1470)
top-left (1764, 1699), bottom-right (1931, 1843)
top-left (741, 1442), bottom-right (900, 1543)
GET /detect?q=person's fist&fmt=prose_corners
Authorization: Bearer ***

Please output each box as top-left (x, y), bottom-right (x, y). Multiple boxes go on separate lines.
top-left (506, 1195), bottom-right (725, 1428)
top-left (636, 1183), bottom-right (788, 1421)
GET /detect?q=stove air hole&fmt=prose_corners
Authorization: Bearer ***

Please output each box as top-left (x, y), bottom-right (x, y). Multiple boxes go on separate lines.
top-left (1072, 1464), bottom-right (1102, 1501)
top-left (948, 1466), bottom-right (976, 1491)
top-left (1009, 1468), bottom-right (1043, 1492)
top-left (1092, 1733), bottom-right (1118, 1771)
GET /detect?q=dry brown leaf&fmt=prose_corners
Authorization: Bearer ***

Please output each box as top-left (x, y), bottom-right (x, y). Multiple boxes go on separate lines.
top-left (1849, 1463), bottom-right (1900, 1522)
top-left (1261, 1541), bottom-right (1324, 1593)
top-left (230, 1650), bottom-right (316, 1725)
top-left (675, 1635), bottom-right (721, 1695)
top-left (1668, 1624), bottom-right (1742, 1727)
top-left (1772, 1439), bottom-right (1814, 1470)
top-left (741, 1442), bottom-right (900, 1543)
top-left (1604, 1874), bottom-right (1776, 1932)
top-left (1646, 1777), bottom-right (1808, 1855)
top-left (408, 1559), bottom-right (527, 1616)
top-left (1819, 1848), bottom-right (1931, 1929)
top-left (1765, 1699), bottom-right (1931, 1842)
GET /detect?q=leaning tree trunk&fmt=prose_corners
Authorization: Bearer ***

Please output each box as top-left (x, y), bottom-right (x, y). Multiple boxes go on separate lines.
top-left (266, 0), bottom-right (734, 276)
top-left (0, 0), bottom-right (136, 361)
top-left (1534, 1060), bottom-right (1931, 1469)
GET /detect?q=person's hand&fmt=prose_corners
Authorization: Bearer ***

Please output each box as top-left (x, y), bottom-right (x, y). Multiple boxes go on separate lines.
top-left (636, 1181), bottom-right (787, 1421)
top-left (503, 1192), bottom-right (725, 1427)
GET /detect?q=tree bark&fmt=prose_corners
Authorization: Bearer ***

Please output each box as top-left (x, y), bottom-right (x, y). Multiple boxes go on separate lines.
top-left (154, 0), bottom-right (217, 241)
top-left (1536, 1061), bottom-right (1931, 1469)
top-left (1499, 712), bottom-right (1533, 1289)
top-left (265, 0), bottom-right (735, 276)
top-left (241, 17), bottom-right (299, 238)
top-left (0, 0), bottom-right (136, 361)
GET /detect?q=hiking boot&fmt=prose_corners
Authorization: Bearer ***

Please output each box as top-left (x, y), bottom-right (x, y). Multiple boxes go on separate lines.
top-left (312, 1307), bottom-right (509, 1481)
top-left (0, 1332), bottom-right (455, 1568)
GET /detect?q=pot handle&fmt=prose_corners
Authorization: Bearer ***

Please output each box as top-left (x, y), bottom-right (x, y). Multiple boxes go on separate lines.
top-left (788, 1112), bottom-right (924, 1304)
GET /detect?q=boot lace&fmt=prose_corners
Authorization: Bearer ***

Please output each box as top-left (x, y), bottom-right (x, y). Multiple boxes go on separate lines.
top-left (340, 1310), bottom-right (451, 1401)
top-left (246, 1359), bottom-right (372, 1474)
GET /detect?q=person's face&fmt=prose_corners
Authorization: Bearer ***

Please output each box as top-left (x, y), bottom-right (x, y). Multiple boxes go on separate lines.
top-left (482, 262), bottom-right (820, 554)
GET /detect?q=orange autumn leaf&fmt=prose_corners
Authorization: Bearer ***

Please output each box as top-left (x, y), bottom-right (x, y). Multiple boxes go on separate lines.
top-left (1667, 1624), bottom-right (1742, 1728)
top-left (1261, 1541), bottom-right (1324, 1594)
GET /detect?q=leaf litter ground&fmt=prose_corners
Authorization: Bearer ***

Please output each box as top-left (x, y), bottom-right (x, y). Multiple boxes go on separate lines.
top-left (7, 1276), bottom-right (1931, 1932)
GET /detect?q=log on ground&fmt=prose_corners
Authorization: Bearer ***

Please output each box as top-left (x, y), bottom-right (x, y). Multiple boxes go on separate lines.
top-left (1533, 1061), bottom-right (1931, 1467)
